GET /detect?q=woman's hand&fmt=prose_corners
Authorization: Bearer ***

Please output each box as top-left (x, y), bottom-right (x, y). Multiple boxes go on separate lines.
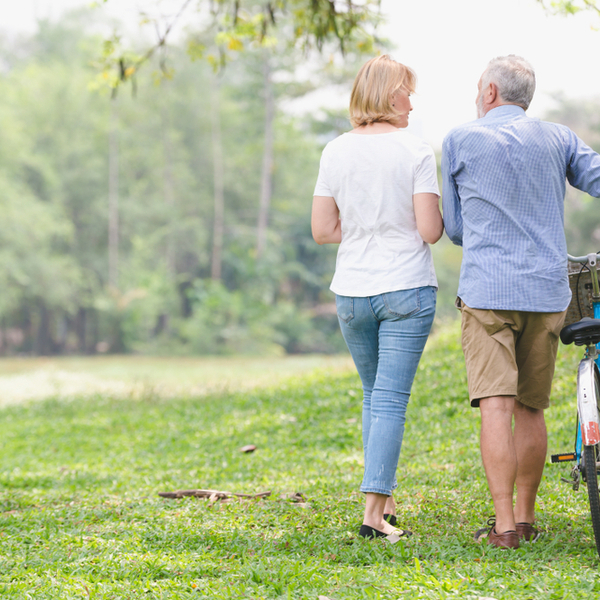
top-left (311, 195), bottom-right (342, 244)
top-left (413, 193), bottom-right (443, 244)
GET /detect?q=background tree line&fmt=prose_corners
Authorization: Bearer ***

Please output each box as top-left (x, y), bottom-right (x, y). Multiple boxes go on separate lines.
top-left (0, 10), bottom-right (352, 356)
top-left (0, 9), bottom-right (598, 356)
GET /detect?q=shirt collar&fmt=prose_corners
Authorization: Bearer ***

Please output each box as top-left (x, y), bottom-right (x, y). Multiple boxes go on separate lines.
top-left (483, 104), bottom-right (526, 120)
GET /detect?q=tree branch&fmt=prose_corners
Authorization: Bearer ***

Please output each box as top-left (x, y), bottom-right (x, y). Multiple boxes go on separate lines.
top-left (95, 0), bottom-right (382, 90)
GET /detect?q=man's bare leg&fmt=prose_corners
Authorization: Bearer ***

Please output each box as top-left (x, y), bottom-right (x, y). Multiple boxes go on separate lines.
top-left (513, 401), bottom-right (547, 525)
top-left (479, 395), bottom-right (517, 533)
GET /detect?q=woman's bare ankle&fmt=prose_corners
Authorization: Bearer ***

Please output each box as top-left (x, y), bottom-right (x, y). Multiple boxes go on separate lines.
top-left (384, 498), bottom-right (396, 515)
top-left (362, 517), bottom-right (396, 535)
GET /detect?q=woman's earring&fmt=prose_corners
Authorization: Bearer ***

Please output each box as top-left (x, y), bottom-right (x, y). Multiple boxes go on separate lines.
top-left (392, 104), bottom-right (395, 107)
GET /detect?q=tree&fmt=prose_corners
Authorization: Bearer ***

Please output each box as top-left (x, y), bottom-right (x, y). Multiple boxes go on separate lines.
top-left (0, 58), bottom-right (85, 353)
top-left (95, 0), bottom-right (382, 88)
top-left (108, 98), bottom-right (120, 289)
top-left (256, 51), bottom-right (275, 259)
top-left (0, 11), bottom-right (363, 356)
top-left (210, 74), bottom-right (225, 280)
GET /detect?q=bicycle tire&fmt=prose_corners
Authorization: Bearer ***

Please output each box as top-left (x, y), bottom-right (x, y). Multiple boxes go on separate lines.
top-left (584, 369), bottom-right (600, 559)
top-left (584, 445), bottom-right (600, 558)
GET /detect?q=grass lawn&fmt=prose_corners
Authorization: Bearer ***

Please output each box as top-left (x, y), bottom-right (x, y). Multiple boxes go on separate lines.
top-left (0, 322), bottom-right (599, 599)
top-left (0, 354), bottom-right (354, 407)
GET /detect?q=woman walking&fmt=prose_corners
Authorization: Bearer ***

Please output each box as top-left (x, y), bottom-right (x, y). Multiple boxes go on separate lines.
top-left (312, 55), bottom-right (443, 539)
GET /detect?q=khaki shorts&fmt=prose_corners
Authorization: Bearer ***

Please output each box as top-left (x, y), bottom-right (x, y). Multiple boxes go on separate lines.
top-left (457, 298), bottom-right (567, 409)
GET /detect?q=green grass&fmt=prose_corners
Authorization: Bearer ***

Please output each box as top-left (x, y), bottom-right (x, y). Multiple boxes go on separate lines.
top-left (0, 354), bottom-right (354, 406)
top-left (0, 322), bottom-right (599, 599)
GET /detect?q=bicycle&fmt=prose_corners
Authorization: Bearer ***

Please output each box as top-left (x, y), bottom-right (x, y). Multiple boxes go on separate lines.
top-left (552, 252), bottom-right (600, 559)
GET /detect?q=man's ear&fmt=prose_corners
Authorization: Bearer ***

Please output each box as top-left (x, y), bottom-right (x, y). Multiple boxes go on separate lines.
top-left (487, 82), bottom-right (499, 105)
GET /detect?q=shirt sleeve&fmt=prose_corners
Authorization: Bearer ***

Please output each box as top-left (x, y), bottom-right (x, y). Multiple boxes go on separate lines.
top-left (413, 145), bottom-right (440, 195)
top-left (565, 128), bottom-right (600, 198)
top-left (441, 135), bottom-right (463, 246)
top-left (313, 148), bottom-right (333, 197)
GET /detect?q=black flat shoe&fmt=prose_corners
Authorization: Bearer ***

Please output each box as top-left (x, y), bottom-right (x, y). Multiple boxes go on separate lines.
top-left (359, 524), bottom-right (413, 540)
top-left (359, 524), bottom-right (387, 539)
top-left (384, 513), bottom-right (397, 527)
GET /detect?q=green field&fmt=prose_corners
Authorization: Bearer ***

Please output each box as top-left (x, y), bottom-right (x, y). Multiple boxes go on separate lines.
top-left (1, 322), bottom-right (599, 599)
top-left (0, 354), bottom-right (354, 407)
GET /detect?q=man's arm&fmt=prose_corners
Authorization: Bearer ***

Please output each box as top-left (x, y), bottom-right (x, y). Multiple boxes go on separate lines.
top-left (566, 129), bottom-right (600, 198)
top-left (441, 136), bottom-right (464, 246)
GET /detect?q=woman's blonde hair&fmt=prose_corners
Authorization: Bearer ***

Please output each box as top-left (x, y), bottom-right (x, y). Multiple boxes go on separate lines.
top-left (349, 55), bottom-right (416, 128)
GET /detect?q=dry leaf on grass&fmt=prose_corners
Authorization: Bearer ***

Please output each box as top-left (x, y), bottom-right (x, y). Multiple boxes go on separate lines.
top-left (279, 492), bottom-right (309, 508)
top-left (158, 489), bottom-right (271, 500)
top-left (239, 444), bottom-right (257, 453)
top-left (279, 492), bottom-right (305, 502)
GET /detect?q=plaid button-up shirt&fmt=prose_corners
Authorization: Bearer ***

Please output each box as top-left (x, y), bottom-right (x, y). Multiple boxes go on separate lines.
top-left (442, 104), bottom-right (600, 312)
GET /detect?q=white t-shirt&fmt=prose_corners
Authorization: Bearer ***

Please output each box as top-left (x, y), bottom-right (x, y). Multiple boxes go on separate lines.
top-left (314, 130), bottom-right (440, 297)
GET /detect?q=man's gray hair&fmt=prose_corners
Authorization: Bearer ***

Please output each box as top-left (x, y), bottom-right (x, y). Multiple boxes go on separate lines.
top-left (481, 55), bottom-right (536, 110)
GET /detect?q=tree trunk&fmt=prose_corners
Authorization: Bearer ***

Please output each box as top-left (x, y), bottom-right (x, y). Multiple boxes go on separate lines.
top-left (75, 307), bottom-right (86, 353)
top-left (256, 54), bottom-right (274, 259)
top-left (90, 309), bottom-right (99, 354)
top-left (161, 102), bottom-right (176, 278)
top-left (210, 75), bottom-right (225, 281)
top-left (35, 302), bottom-right (51, 355)
top-left (108, 97), bottom-right (119, 288)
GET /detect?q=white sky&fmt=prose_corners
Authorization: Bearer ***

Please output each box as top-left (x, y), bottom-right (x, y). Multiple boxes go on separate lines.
top-left (380, 0), bottom-right (600, 148)
top-left (2, 0), bottom-right (600, 149)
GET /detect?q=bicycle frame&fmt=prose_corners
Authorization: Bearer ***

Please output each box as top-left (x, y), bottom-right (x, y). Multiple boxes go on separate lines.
top-left (555, 253), bottom-right (600, 558)
top-left (568, 253), bottom-right (600, 461)
top-left (577, 357), bottom-right (600, 447)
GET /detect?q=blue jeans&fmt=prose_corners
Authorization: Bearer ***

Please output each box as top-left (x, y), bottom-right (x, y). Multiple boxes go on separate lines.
top-left (336, 287), bottom-right (436, 496)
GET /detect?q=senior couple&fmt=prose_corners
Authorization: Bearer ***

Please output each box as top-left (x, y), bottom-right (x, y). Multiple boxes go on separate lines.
top-left (312, 54), bottom-right (600, 548)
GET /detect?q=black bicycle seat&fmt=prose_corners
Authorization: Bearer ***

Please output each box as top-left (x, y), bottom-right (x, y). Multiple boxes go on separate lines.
top-left (560, 317), bottom-right (600, 346)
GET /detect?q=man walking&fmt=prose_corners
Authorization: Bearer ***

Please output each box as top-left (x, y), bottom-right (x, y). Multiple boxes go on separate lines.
top-left (442, 55), bottom-right (600, 548)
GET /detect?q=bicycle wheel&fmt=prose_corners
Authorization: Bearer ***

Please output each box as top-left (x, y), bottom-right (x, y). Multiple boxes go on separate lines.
top-left (584, 445), bottom-right (600, 557)
top-left (583, 369), bottom-right (600, 559)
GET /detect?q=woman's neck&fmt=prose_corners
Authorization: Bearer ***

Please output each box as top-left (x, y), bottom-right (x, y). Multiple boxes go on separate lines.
top-left (351, 121), bottom-right (401, 135)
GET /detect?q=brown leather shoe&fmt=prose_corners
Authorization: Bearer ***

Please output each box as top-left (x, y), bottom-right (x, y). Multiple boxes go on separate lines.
top-left (515, 522), bottom-right (540, 542)
top-left (487, 527), bottom-right (520, 549)
top-left (474, 518), bottom-right (519, 549)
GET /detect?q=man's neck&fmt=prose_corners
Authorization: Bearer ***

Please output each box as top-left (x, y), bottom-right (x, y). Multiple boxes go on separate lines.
top-left (483, 102), bottom-right (525, 116)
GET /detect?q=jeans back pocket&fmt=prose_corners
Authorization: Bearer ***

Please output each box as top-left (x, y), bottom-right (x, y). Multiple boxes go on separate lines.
top-left (335, 295), bottom-right (354, 324)
top-left (381, 288), bottom-right (421, 319)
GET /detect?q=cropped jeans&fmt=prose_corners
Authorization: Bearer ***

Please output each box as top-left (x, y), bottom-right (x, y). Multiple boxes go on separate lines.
top-left (336, 287), bottom-right (436, 496)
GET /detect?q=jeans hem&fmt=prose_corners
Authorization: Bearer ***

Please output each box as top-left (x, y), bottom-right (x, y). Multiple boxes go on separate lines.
top-left (360, 484), bottom-right (398, 496)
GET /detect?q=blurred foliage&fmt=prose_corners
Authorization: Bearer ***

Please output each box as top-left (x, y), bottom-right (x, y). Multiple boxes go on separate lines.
top-left (538, 0), bottom-right (600, 19)
top-left (93, 0), bottom-right (383, 91)
top-left (0, 11), bottom-right (356, 356)
top-left (545, 96), bottom-right (600, 256)
top-left (4, 10), bottom-right (599, 357)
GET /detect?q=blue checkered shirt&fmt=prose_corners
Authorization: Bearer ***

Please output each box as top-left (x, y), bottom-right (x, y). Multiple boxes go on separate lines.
top-left (442, 104), bottom-right (600, 312)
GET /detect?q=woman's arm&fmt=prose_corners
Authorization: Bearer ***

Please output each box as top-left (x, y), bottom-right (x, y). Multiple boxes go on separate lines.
top-left (311, 195), bottom-right (342, 244)
top-left (413, 193), bottom-right (443, 244)
top-left (441, 137), bottom-right (463, 246)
